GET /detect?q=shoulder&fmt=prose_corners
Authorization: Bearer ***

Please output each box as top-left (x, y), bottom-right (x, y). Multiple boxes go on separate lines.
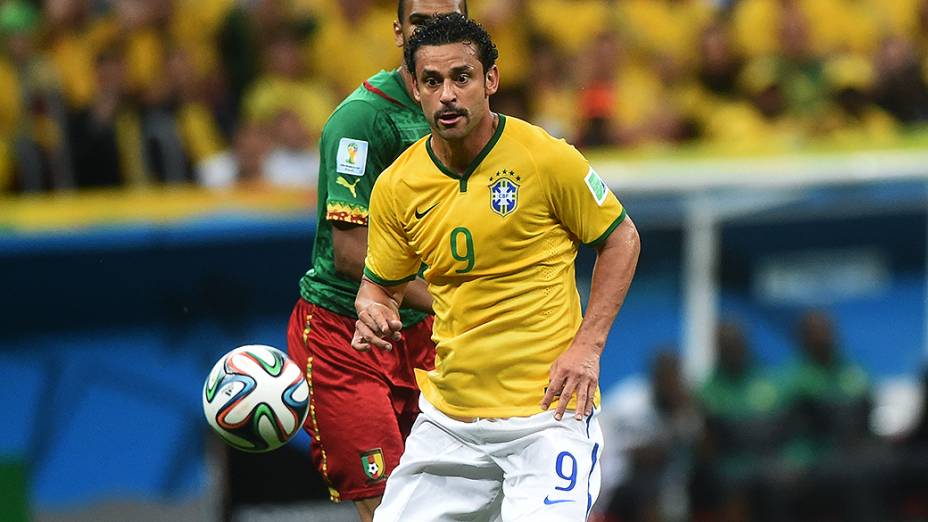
top-left (362, 69), bottom-right (399, 93)
top-left (376, 135), bottom-right (431, 187)
top-left (320, 97), bottom-right (404, 162)
top-left (502, 115), bottom-right (586, 168)
top-left (322, 98), bottom-right (381, 138)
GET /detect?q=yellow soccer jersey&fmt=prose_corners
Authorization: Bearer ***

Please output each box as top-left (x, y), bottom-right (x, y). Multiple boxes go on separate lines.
top-left (364, 115), bottom-right (626, 418)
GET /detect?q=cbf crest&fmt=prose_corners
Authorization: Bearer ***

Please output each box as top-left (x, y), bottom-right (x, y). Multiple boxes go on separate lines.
top-left (489, 169), bottom-right (520, 217)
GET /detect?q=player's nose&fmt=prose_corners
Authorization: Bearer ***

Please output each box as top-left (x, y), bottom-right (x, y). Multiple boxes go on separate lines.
top-left (440, 80), bottom-right (457, 103)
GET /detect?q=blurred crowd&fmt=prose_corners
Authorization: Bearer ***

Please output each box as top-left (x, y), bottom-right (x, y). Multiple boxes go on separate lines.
top-left (595, 310), bottom-right (928, 522)
top-left (3, 0), bottom-right (928, 193)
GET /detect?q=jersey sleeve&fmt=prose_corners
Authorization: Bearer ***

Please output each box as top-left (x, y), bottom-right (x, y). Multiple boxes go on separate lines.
top-left (363, 173), bottom-right (421, 286)
top-left (543, 142), bottom-right (626, 247)
top-left (320, 101), bottom-right (399, 226)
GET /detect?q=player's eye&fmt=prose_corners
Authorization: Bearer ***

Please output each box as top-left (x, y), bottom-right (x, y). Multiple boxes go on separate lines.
top-left (424, 77), bottom-right (439, 87)
top-left (456, 73), bottom-right (470, 84)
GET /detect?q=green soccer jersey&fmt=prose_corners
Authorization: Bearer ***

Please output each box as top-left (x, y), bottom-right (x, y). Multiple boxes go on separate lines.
top-left (299, 69), bottom-right (431, 325)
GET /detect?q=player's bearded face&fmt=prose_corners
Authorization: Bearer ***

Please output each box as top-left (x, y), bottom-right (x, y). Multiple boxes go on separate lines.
top-left (414, 43), bottom-right (498, 140)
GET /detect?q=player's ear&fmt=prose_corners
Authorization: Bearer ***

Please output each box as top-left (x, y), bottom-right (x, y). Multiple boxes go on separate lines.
top-left (393, 20), bottom-right (404, 48)
top-left (484, 64), bottom-right (499, 97)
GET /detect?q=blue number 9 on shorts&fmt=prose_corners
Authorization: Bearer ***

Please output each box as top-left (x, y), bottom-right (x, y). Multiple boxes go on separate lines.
top-left (554, 451), bottom-right (578, 492)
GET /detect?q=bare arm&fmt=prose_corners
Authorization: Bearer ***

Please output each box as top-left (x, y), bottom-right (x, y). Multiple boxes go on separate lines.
top-left (331, 222), bottom-right (369, 280)
top-left (541, 216), bottom-right (641, 420)
top-left (332, 222), bottom-right (433, 312)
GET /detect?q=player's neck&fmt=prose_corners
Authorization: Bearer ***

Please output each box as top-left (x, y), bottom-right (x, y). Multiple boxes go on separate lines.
top-left (430, 112), bottom-right (499, 174)
top-left (399, 66), bottom-right (416, 103)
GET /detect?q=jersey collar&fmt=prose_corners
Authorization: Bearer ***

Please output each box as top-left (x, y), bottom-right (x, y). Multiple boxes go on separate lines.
top-left (426, 114), bottom-right (507, 193)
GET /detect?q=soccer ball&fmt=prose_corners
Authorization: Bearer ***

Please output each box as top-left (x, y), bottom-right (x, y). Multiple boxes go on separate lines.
top-left (202, 345), bottom-right (309, 453)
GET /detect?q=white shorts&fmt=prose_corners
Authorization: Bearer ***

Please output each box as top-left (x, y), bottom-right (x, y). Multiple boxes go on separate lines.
top-left (373, 396), bottom-right (604, 522)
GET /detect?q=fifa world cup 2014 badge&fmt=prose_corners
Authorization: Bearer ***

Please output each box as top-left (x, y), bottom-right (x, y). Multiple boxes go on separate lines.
top-left (360, 449), bottom-right (386, 483)
top-left (489, 169), bottom-right (520, 217)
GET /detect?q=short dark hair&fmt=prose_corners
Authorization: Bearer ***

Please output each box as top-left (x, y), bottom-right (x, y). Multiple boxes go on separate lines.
top-left (398, 0), bottom-right (468, 25)
top-left (404, 13), bottom-right (498, 76)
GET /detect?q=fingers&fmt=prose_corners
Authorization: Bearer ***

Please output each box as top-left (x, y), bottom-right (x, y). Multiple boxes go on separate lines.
top-left (573, 382), bottom-right (596, 419)
top-left (388, 319), bottom-right (403, 340)
top-left (554, 379), bottom-right (577, 421)
top-left (360, 307), bottom-right (392, 338)
top-left (356, 304), bottom-right (403, 351)
top-left (543, 372), bottom-right (597, 421)
top-left (540, 370), bottom-right (564, 412)
top-left (544, 348), bottom-right (601, 421)
top-left (351, 327), bottom-right (371, 352)
top-left (353, 320), bottom-right (393, 351)
top-left (585, 382), bottom-right (595, 416)
top-left (575, 381), bottom-right (589, 421)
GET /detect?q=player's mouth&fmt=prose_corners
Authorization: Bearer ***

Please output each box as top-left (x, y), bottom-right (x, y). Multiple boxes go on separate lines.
top-left (436, 110), bottom-right (466, 127)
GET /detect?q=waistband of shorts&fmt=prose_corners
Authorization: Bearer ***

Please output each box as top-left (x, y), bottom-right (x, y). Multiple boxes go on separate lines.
top-left (418, 395), bottom-right (599, 446)
top-left (419, 395), bottom-right (557, 425)
top-left (419, 395), bottom-right (494, 424)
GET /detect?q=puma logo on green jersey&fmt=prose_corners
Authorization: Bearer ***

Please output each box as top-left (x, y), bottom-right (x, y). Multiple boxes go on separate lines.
top-left (337, 176), bottom-right (361, 198)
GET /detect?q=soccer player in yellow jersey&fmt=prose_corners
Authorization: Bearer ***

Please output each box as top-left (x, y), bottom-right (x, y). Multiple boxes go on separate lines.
top-left (354, 14), bottom-right (640, 521)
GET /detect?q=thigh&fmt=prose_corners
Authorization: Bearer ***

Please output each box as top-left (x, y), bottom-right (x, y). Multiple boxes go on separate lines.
top-left (498, 412), bottom-right (604, 521)
top-left (374, 416), bottom-right (503, 522)
top-left (288, 301), bottom-right (406, 502)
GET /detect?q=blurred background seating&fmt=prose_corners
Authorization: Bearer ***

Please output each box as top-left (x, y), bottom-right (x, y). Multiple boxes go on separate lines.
top-left (1, 0), bottom-right (928, 192)
top-left (3, 1), bottom-right (928, 521)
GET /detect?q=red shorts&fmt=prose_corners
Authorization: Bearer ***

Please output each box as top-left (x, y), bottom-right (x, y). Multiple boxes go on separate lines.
top-left (286, 299), bottom-right (435, 502)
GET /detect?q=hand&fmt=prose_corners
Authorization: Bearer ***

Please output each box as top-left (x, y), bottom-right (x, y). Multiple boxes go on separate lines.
top-left (352, 302), bottom-right (403, 352)
top-left (540, 343), bottom-right (601, 421)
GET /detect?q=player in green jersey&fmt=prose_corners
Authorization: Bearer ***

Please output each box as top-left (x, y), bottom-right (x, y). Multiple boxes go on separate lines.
top-left (285, 2), bottom-right (466, 521)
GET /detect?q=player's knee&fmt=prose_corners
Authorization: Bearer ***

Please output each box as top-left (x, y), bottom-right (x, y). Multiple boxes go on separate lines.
top-left (354, 496), bottom-right (382, 522)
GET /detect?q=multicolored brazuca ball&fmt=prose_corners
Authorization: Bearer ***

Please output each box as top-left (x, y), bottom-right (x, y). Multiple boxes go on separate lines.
top-left (202, 345), bottom-right (309, 452)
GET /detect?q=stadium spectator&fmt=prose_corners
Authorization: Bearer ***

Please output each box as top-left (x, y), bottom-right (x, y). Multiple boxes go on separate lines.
top-left (163, 46), bottom-right (227, 176)
top-left (67, 45), bottom-right (142, 188)
top-left (469, 0), bottom-right (530, 118)
top-left (817, 54), bottom-right (899, 145)
top-left (243, 27), bottom-right (334, 149)
top-left (616, 0), bottom-right (715, 73)
top-left (697, 20), bottom-right (744, 100)
top-left (697, 321), bottom-right (784, 521)
top-left (1, 0), bottom-right (73, 192)
top-left (600, 351), bottom-right (703, 522)
top-left (700, 56), bottom-right (807, 152)
top-left (774, 1), bottom-right (828, 121)
top-left (576, 31), bottom-right (622, 147)
top-left (111, 0), bottom-right (172, 106)
top-left (890, 366), bottom-right (928, 519)
top-left (528, 37), bottom-right (580, 141)
top-left (526, 0), bottom-right (610, 57)
top-left (261, 109), bottom-right (319, 188)
top-left (777, 310), bottom-right (885, 521)
top-left (215, 0), bottom-right (290, 124)
top-left (196, 122), bottom-right (271, 189)
top-left (873, 36), bottom-right (928, 124)
top-left (43, 0), bottom-right (111, 111)
top-left (307, 0), bottom-right (399, 97)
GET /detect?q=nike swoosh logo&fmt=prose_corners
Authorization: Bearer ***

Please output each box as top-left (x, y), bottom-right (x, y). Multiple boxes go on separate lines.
top-left (414, 203), bottom-right (439, 219)
top-left (543, 497), bottom-right (575, 505)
